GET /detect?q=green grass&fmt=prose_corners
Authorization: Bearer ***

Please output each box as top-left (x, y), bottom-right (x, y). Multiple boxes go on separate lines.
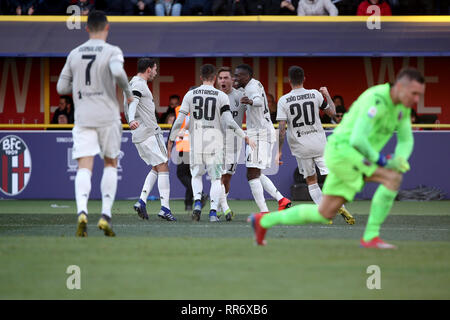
top-left (0, 200), bottom-right (449, 300)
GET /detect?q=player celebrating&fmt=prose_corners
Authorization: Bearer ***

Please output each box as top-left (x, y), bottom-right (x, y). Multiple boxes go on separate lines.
top-left (57, 10), bottom-right (133, 237)
top-left (277, 66), bottom-right (355, 224)
top-left (216, 66), bottom-right (247, 221)
top-left (168, 64), bottom-right (255, 222)
top-left (234, 64), bottom-right (292, 214)
top-left (250, 68), bottom-right (425, 248)
top-left (125, 58), bottom-right (176, 222)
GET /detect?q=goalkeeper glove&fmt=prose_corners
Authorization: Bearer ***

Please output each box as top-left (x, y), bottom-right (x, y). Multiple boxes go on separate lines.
top-left (385, 155), bottom-right (410, 173)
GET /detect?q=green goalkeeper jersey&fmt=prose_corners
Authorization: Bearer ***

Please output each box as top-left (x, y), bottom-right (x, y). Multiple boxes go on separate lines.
top-left (329, 83), bottom-right (414, 164)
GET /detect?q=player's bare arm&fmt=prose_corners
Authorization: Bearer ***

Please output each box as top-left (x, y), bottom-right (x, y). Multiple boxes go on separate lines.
top-left (319, 87), bottom-right (336, 118)
top-left (278, 120), bottom-right (287, 165)
top-left (166, 139), bottom-right (174, 163)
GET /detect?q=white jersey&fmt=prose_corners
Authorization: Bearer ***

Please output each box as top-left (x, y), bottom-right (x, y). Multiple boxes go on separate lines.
top-left (179, 84), bottom-right (230, 154)
top-left (220, 87), bottom-right (246, 132)
top-left (244, 78), bottom-right (275, 142)
top-left (124, 76), bottom-right (160, 144)
top-left (277, 87), bottom-right (329, 158)
top-left (59, 39), bottom-right (124, 127)
top-left (222, 87), bottom-right (246, 164)
top-left (227, 88), bottom-right (246, 128)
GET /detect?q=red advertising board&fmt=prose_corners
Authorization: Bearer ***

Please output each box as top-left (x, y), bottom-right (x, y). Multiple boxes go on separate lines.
top-left (0, 57), bottom-right (448, 124)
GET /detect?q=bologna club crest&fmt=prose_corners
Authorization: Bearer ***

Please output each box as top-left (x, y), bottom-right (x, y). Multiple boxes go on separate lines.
top-left (0, 135), bottom-right (32, 196)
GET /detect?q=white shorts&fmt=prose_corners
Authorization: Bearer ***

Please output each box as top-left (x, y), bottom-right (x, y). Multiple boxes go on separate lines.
top-left (224, 162), bottom-right (238, 175)
top-left (190, 150), bottom-right (224, 180)
top-left (245, 140), bottom-right (274, 169)
top-left (296, 155), bottom-right (329, 178)
top-left (72, 122), bottom-right (122, 160)
top-left (135, 133), bottom-right (168, 166)
top-left (224, 136), bottom-right (243, 175)
top-left (190, 163), bottom-right (224, 180)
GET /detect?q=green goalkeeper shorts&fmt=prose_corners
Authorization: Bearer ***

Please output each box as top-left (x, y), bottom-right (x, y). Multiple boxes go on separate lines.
top-left (322, 138), bottom-right (378, 202)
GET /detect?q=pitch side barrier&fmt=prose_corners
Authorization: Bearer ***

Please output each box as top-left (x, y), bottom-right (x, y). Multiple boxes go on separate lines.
top-left (1, 16), bottom-right (450, 57)
top-left (0, 129), bottom-right (449, 200)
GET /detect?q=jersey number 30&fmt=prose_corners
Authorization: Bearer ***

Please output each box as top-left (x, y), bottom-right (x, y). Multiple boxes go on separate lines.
top-left (193, 96), bottom-right (216, 121)
top-left (290, 102), bottom-right (315, 127)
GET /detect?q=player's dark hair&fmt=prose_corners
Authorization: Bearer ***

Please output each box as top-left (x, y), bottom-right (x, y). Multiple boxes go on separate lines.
top-left (87, 10), bottom-right (108, 33)
top-left (288, 66), bottom-right (305, 85)
top-left (137, 58), bottom-right (156, 73)
top-left (200, 64), bottom-right (216, 81)
top-left (169, 94), bottom-right (180, 101)
top-left (395, 68), bottom-right (425, 84)
top-left (236, 64), bottom-right (253, 78)
top-left (217, 66), bottom-right (232, 76)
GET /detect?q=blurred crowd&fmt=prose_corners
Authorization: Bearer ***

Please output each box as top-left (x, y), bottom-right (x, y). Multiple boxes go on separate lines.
top-left (0, 0), bottom-right (449, 16)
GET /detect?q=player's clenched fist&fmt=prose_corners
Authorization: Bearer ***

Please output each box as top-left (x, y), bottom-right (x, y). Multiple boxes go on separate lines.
top-left (319, 87), bottom-right (330, 97)
top-left (129, 120), bottom-right (139, 130)
top-left (241, 96), bottom-right (253, 105)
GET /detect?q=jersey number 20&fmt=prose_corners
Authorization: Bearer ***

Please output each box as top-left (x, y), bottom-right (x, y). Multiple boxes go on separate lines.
top-left (290, 102), bottom-right (315, 127)
top-left (193, 96), bottom-right (216, 121)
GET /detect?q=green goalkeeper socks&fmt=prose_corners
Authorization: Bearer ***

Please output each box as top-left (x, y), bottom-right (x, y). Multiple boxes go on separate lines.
top-left (363, 185), bottom-right (398, 242)
top-left (260, 204), bottom-right (330, 229)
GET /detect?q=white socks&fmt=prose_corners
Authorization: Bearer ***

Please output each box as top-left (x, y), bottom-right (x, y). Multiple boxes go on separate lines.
top-left (191, 175), bottom-right (203, 202)
top-left (140, 170), bottom-right (158, 203)
top-left (219, 184), bottom-right (230, 213)
top-left (260, 174), bottom-right (284, 201)
top-left (140, 170), bottom-right (171, 209)
top-left (158, 172), bottom-right (170, 209)
top-left (101, 166), bottom-right (118, 218)
top-left (308, 183), bottom-right (323, 205)
top-left (249, 178), bottom-right (269, 212)
top-left (210, 179), bottom-right (222, 211)
top-left (75, 168), bottom-right (92, 214)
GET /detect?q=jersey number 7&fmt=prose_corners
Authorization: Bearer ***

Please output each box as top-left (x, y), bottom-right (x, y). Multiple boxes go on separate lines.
top-left (82, 54), bottom-right (96, 86)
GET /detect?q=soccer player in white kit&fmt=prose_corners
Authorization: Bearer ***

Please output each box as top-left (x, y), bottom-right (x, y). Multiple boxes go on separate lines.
top-left (277, 66), bottom-right (355, 224)
top-left (233, 64), bottom-right (292, 214)
top-left (168, 64), bottom-right (255, 222)
top-left (216, 66), bottom-right (246, 221)
top-left (57, 11), bottom-right (133, 237)
top-left (124, 58), bottom-right (176, 222)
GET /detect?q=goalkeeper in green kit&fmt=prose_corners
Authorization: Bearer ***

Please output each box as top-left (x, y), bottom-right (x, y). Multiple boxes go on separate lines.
top-left (249, 68), bottom-right (425, 249)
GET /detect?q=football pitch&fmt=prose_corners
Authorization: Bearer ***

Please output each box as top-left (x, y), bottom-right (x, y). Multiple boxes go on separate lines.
top-left (0, 199), bottom-right (449, 300)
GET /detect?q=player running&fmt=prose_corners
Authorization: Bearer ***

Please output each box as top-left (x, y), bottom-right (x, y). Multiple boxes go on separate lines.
top-left (234, 64), bottom-right (292, 214)
top-left (168, 64), bottom-right (255, 222)
top-left (57, 10), bottom-right (133, 237)
top-left (277, 66), bottom-right (355, 224)
top-left (250, 68), bottom-right (425, 248)
top-left (124, 58), bottom-right (176, 222)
